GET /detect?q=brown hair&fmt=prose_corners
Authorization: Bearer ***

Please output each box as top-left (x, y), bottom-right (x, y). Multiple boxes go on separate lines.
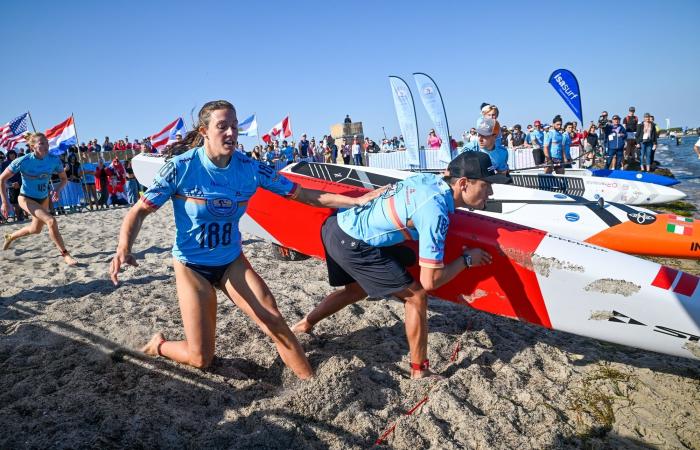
top-left (177, 100), bottom-right (236, 149)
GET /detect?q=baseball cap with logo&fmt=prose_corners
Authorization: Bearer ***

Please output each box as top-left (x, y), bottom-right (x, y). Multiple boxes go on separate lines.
top-left (447, 151), bottom-right (511, 184)
top-left (475, 117), bottom-right (500, 136)
top-left (534, 120), bottom-right (542, 126)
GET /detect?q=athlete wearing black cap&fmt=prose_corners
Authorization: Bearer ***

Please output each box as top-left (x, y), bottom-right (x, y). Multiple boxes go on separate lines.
top-left (293, 152), bottom-right (510, 379)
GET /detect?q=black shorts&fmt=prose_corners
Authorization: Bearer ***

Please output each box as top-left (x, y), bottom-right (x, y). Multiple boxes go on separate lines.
top-left (19, 193), bottom-right (49, 205)
top-left (321, 215), bottom-right (415, 298)
top-left (184, 261), bottom-right (232, 286)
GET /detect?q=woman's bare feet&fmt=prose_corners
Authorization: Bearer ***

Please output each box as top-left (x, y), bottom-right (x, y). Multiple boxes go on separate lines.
top-left (291, 317), bottom-right (313, 334)
top-left (141, 332), bottom-right (166, 356)
top-left (3, 234), bottom-right (14, 251)
top-left (63, 253), bottom-right (78, 266)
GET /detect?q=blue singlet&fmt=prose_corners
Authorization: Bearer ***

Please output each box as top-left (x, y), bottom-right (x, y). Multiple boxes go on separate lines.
top-left (8, 153), bottom-right (64, 200)
top-left (336, 173), bottom-right (455, 268)
top-left (141, 147), bottom-right (299, 266)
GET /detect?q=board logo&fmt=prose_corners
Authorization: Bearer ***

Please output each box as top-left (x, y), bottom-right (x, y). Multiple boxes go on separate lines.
top-left (554, 194), bottom-right (567, 199)
top-left (606, 311), bottom-right (646, 326)
top-left (627, 211), bottom-right (656, 225)
top-left (565, 212), bottom-right (580, 222)
top-left (206, 197), bottom-right (237, 217)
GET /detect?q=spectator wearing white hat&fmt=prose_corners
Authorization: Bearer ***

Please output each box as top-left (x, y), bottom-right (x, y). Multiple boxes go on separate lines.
top-left (459, 117), bottom-right (508, 173)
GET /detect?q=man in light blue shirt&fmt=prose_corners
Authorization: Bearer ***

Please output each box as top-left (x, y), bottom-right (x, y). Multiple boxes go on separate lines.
top-left (460, 117), bottom-right (509, 172)
top-left (293, 152), bottom-right (510, 379)
top-left (281, 140), bottom-right (295, 165)
top-left (543, 116), bottom-right (572, 174)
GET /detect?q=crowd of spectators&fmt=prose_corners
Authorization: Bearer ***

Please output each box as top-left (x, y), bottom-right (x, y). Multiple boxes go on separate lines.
top-left (0, 108), bottom-right (679, 224)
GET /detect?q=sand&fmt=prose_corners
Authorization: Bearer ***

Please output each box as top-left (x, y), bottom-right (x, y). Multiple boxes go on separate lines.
top-left (1, 205), bottom-right (699, 449)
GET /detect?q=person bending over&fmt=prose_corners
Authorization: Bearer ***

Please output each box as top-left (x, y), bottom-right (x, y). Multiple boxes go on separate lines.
top-left (293, 152), bottom-right (510, 378)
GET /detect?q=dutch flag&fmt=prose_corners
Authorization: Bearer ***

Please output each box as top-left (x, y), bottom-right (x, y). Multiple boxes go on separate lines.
top-left (45, 116), bottom-right (78, 155)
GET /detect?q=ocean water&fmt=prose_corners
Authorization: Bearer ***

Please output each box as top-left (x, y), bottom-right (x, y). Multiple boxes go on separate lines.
top-left (654, 136), bottom-right (700, 209)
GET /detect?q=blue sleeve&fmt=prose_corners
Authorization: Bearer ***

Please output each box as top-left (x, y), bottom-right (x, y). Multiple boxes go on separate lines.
top-left (54, 159), bottom-right (65, 174)
top-left (141, 159), bottom-right (178, 210)
top-left (499, 148), bottom-right (509, 170)
top-left (544, 131), bottom-right (552, 146)
top-left (253, 160), bottom-right (299, 198)
top-left (411, 199), bottom-right (449, 269)
top-left (8, 156), bottom-right (23, 173)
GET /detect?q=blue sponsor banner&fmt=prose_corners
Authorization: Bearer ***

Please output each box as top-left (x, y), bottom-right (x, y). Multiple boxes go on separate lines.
top-left (413, 73), bottom-right (452, 164)
top-left (548, 69), bottom-right (583, 124)
top-left (389, 76), bottom-right (420, 166)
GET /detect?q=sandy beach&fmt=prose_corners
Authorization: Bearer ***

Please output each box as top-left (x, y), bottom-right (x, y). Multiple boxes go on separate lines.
top-left (1, 205), bottom-right (699, 449)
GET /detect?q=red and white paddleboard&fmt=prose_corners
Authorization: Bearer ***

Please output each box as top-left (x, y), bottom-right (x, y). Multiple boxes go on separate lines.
top-left (132, 155), bottom-right (700, 360)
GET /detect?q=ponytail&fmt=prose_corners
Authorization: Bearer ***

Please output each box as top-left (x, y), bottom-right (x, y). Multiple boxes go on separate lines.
top-left (174, 100), bottom-right (236, 154)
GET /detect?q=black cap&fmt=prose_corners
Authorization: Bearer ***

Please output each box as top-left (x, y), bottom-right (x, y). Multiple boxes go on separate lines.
top-left (447, 152), bottom-right (511, 184)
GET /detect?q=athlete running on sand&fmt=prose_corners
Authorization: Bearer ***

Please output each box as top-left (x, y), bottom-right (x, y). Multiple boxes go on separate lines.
top-left (293, 152), bottom-right (511, 379)
top-left (0, 133), bottom-right (77, 265)
top-left (110, 100), bottom-right (385, 380)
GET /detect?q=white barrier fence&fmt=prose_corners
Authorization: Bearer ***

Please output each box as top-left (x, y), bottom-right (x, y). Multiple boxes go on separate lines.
top-left (364, 146), bottom-right (582, 171)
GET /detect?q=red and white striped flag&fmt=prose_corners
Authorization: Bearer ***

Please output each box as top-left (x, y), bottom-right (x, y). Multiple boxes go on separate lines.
top-left (149, 117), bottom-right (185, 151)
top-left (0, 113), bottom-right (29, 150)
top-left (261, 116), bottom-right (292, 143)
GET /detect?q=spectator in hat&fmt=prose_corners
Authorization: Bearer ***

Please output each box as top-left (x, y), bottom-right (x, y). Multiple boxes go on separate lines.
top-left (460, 117), bottom-right (508, 172)
top-left (603, 115), bottom-right (627, 170)
top-left (427, 129), bottom-right (442, 150)
top-left (623, 106), bottom-right (639, 167)
top-left (635, 113), bottom-right (658, 171)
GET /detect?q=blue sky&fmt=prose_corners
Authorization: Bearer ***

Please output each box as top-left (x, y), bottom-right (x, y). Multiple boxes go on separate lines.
top-left (2, 0), bottom-right (699, 148)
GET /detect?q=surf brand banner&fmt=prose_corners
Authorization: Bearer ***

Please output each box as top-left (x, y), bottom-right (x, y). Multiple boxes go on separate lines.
top-left (388, 76), bottom-right (420, 166)
top-left (548, 69), bottom-right (583, 124)
top-left (413, 73), bottom-right (452, 164)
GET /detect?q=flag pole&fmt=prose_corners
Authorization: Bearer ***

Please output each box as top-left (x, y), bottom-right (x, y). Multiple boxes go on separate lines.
top-left (27, 111), bottom-right (37, 132)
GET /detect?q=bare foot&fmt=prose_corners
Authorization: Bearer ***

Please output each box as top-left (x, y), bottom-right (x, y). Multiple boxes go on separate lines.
top-left (3, 234), bottom-right (14, 251)
top-left (141, 332), bottom-right (165, 356)
top-left (292, 317), bottom-right (313, 334)
top-left (63, 254), bottom-right (78, 266)
top-left (411, 369), bottom-right (446, 380)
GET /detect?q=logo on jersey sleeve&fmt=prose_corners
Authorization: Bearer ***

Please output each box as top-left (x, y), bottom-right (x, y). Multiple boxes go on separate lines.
top-left (206, 197), bottom-right (238, 217)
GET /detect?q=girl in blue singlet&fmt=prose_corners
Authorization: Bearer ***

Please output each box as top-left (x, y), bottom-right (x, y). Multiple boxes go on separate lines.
top-left (109, 100), bottom-right (384, 379)
top-left (0, 133), bottom-right (77, 265)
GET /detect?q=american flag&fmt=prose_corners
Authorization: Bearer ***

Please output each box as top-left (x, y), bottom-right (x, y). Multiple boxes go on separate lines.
top-left (0, 113), bottom-right (29, 150)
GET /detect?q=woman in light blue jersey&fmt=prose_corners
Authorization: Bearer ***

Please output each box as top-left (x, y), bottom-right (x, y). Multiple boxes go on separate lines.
top-left (0, 133), bottom-right (77, 265)
top-left (110, 100), bottom-right (383, 379)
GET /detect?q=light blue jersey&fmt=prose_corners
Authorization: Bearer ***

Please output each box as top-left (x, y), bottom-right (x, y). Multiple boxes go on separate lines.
top-left (82, 162), bottom-right (96, 184)
top-left (562, 132), bottom-right (572, 160)
top-left (529, 129), bottom-right (545, 148)
top-left (141, 147), bottom-right (299, 265)
top-left (460, 141), bottom-right (509, 171)
top-left (282, 146), bottom-right (295, 162)
top-left (544, 129), bottom-right (564, 159)
top-left (336, 173), bottom-right (455, 268)
top-left (8, 153), bottom-right (64, 199)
